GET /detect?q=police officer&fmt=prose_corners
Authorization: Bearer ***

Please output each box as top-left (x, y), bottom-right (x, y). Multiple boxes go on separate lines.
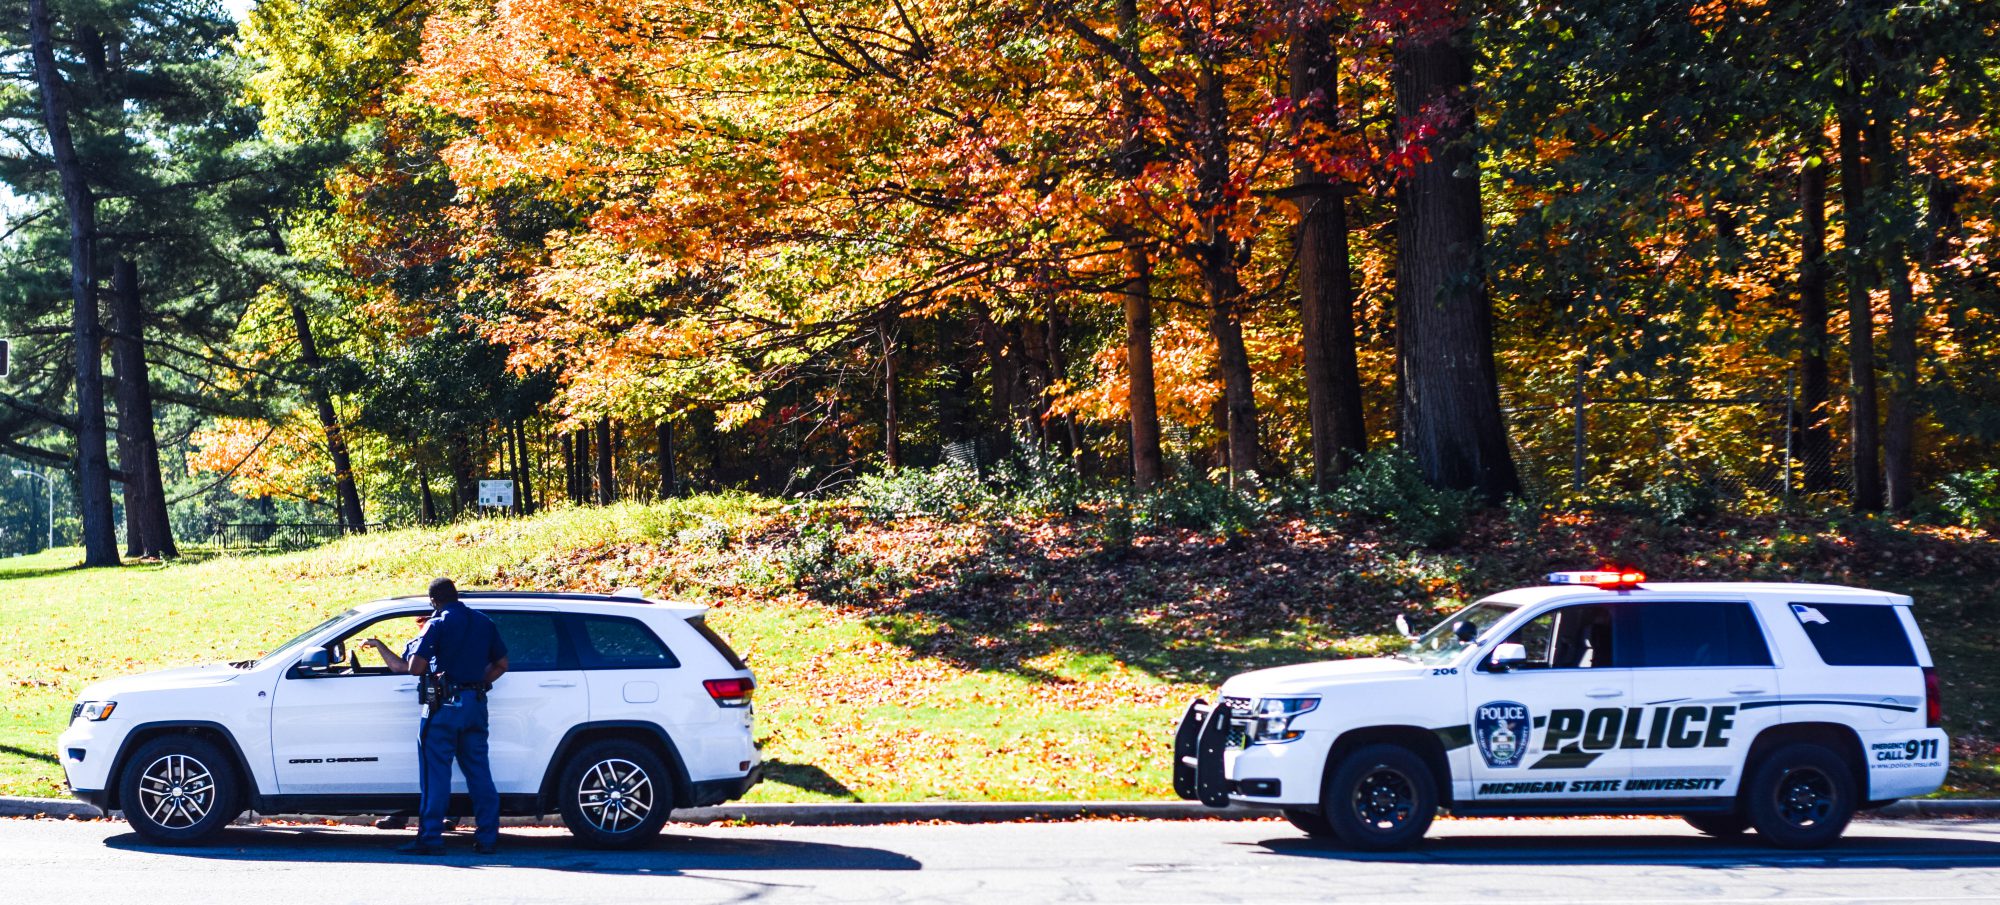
top-left (363, 615), bottom-right (453, 833)
top-left (398, 577), bottom-right (509, 855)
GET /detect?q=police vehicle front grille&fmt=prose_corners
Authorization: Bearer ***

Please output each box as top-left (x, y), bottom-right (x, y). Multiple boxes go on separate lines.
top-left (1220, 696), bottom-right (1254, 748)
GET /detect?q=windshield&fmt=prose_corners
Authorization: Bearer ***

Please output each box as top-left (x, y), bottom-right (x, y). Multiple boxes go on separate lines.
top-left (240, 609), bottom-right (355, 669)
top-left (1400, 599), bottom-right (1525, 665)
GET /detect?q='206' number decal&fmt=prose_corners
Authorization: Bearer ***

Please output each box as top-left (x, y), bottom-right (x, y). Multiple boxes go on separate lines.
top-left (1432, 667), bottom-right (1458, 676)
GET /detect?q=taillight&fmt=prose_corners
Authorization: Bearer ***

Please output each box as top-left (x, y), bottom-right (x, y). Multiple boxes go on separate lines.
top-left (1923, 667), bottom-right (1942, 728)
top-left (704, 677), bottom-right (754, 707)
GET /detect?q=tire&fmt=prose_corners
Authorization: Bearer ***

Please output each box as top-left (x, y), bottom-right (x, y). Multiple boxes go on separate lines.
top-left (1282, 807), bottom-right (1336, 838)
top-left (117, 734), bottom-right (241, 845)
top-left (1744, 742), bottom-right (1857, 849)
top-left (1683, 811), bottom-right (1751, 838)
top-left (557, 739), bottom-right (675, 849)
top-left (1320, 743), bottom-right (1438, 851)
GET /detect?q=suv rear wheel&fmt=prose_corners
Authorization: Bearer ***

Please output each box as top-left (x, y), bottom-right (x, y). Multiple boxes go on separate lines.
top-left (118, 734), bottom-right (240, 845)
top-left (557, 739), bottom-right (674, 849)
top-left (1319, 743), bottom-right (1437, 851)
top-left (1744, 742), bottom-right (1856, 849)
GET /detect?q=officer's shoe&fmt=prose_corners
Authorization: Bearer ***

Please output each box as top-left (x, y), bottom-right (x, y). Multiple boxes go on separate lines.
top-left (372, 814), bottom-right (408, 831)
top-left (394, 841), bottom-right (446, 856)
top-left (474, 842), bottom-right (499, 855)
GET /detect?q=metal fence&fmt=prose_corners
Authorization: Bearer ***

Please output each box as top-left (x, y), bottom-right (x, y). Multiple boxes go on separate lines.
top-left (206, 522), bottom-right (378, 552)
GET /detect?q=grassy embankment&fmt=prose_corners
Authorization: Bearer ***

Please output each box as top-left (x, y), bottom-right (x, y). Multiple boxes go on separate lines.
top-left (2, 492), bottom-right (1995, 802)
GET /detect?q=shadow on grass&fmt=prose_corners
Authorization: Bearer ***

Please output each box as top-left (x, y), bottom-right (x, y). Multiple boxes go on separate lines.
top-left (851, 521), bottom-right (1423, 686)
top-left (759, 759), bottom-right (860, 801)
top-left (0, 744), bottom-right (59, 765)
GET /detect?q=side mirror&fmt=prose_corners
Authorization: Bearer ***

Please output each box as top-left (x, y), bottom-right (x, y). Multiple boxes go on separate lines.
top-left (301, 648), bottom-right (331, 671)
top-left (1489, 642), bottom-right (1528, 672)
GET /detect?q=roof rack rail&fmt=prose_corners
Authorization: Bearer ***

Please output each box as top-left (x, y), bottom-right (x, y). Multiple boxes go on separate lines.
top-left (446, 590), bottom-right (654, 605)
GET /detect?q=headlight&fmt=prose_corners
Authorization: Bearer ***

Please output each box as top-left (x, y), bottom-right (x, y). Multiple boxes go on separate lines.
top-left (1249, 696), bottom-right (1318, 744)
top-left (75, 701), bottom-right (117, 722)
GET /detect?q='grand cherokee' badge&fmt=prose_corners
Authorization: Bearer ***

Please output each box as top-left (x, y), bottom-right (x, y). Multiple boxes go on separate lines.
top-left (1476, 700), bottom-right (1530, 769)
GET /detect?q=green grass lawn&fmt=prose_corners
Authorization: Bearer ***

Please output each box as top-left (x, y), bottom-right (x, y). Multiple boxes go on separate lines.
top-left (2, 495), bottom-right (1994, 804)
top-left (0, 497), bottom-right (1199, 803)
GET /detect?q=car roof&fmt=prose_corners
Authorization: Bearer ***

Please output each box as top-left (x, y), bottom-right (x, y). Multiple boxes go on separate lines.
top-left (1484, 582), bottom-right (1910, 607)
top-left (351, 590), bottom-right (708, 618)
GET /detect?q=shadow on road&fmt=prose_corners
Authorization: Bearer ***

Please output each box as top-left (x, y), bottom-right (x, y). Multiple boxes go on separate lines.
top-left (104, 826), bottom-right (922, 874)
top-left (1248, 824), bottom-right (2000, 869)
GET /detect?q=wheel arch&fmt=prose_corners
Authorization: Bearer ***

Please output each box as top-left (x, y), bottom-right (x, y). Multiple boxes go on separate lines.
top-left (537, 720), bottom-right (691, 811)
top-left (106, 721), bottom-right (257, 814)
top-left (1743, 721), bottom-right (1867, 798)
top-left (1322, 724), bottom-right (1455, 808)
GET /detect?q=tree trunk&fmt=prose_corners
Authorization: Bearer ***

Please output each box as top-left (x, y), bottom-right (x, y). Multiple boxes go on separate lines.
top-left (513, 419), bottom-right (535, 514)
top-left (108, 259), bottom-right (175, 558)
top-left (417, 458), bottom-right (437, 525)
top-left (1291, 9), bottom-right (1368, 489)
top-left (574, 428), bottom-right (590, 504)
top-left (1866, 97), bottom-right (1917, 512)
top-left (449, 432), bottom-right (476, 517)
top-left (1837, 59), bottom-right (1882, 512)
top-left (595, 417), bottom-right (616, 504)
top-left (1112, 0), bottom-right (1164, 489)
top-left (1193, 48), bottom-right (1262, 485)
top-left (1797, 154), bottom-right (1835, 493)
top-left (29, 0), bottom-right (118, 566)
top-left (1121, 245), bottom-right (1165, 489)
top-left (881, 319), bottom-right (902, 469)
top-left (657, 421), bottom-right (677, 498)
top-left (271, 251), bottom-right (365, 532)
top-left (560, 430), bottom-right (576, 504)
top-left (1391, 12), bottom-right (1519, 501)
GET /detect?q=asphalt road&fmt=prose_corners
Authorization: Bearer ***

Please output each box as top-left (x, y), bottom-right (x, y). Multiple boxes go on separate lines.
top-left (5, 815), bottom-right (1999, 904)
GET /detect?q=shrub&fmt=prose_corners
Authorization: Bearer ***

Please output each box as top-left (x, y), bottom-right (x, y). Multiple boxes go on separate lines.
top-left (1136, 476), bottom-right (1276, 538)
top-left (1324, 451), bottom-right (1475, 548)
top-left (1937, 468), bottom-right (2000, 529)
top-left (1638, 469), bottom-right (1722, 526)
top-left (854, 463), bottom-right (996, 520)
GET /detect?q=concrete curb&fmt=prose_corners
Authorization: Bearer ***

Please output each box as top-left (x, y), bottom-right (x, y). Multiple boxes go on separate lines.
top-left (6, 794), bottom-right (1997, 825)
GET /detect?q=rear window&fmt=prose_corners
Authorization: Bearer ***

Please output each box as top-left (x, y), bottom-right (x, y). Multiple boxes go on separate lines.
top-left (689, 616), bottom-right (747, 670)
top-left (1789, 602), bottom-right (1918, 667)
top-left (571, 615), bottom-right (680, 670)
top-left (1622, 601), bottom-right (1773, 668)
top-left (488, 611), bottom-right (572, 672)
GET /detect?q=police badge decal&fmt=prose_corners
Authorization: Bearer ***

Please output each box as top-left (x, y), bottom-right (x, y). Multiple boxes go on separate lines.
top-left (1476, 700), bottom-right (1530, 769)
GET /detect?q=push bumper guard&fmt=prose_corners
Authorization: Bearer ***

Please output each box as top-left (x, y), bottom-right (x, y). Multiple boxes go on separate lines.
top-left (1172, 698), bottom-right (1239, 808)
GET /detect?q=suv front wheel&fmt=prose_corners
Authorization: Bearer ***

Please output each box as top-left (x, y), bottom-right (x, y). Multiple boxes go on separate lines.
top-left (557, 739), bottom-right (674, 849)
top-left (118, 734), bottom-right (241, 845)
top-left (1319, 743), bottom-right (1438, 851)
top-left (1744, 742), bottom-right (1856, 849)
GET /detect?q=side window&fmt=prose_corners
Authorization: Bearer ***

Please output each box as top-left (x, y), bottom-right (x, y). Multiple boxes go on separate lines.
top-left (1494, 604), bottom-right (1616, 669)
top-left (571, 615), bottom-right (680, 670)
top-left (487, 611), bottom-right (571, 672)
top-left (1621, 601), bottom-right (1772, 668)
top-left (1789, 602), bottom-right (1918, 667)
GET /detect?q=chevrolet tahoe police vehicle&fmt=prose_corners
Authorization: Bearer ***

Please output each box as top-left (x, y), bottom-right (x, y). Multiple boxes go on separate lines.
top-left (57, 590), bottom-right (760, 848)
top-left (1174, 571), bottom-right (1947, 850)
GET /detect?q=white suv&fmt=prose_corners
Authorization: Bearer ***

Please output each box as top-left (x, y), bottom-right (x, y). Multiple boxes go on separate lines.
top-left (58, 590), bottom-right (761, 848)
top-left (1175, 572), bottom-right (1948, 850)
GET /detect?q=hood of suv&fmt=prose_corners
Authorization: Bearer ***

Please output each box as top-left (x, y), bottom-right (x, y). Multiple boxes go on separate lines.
top-left (1218, 656), bottom-right (1424, 697)
top-left (78, 663), bottom-right (244, 699)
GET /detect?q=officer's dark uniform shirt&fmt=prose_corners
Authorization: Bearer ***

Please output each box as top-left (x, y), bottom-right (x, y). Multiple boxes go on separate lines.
top-left (412, 601), bottom-right (507, 687)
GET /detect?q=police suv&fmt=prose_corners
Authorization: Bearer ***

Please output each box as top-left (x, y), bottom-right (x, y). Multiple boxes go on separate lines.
top-left (1174, 571), bottom-right (1947, 850)
top-left (57, 590), bottom-right (761, 848)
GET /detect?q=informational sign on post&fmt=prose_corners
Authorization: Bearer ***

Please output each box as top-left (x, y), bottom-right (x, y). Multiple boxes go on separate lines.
top-left (477, 479), bottom-right (515, 509)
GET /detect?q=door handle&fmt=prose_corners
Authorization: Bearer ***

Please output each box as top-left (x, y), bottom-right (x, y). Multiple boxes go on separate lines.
top-left (1729, 686), bottom-right (1767, 695)
top-left (538, 680), bottom-right (577, 688)
top-left (396, 684), bottom-right (417, 693)
top-left (1585, 688), bottom-right (1624, 698)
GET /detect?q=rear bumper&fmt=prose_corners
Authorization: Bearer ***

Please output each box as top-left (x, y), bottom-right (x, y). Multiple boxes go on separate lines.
top-left (685, 764), bottom-right (762, 808)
